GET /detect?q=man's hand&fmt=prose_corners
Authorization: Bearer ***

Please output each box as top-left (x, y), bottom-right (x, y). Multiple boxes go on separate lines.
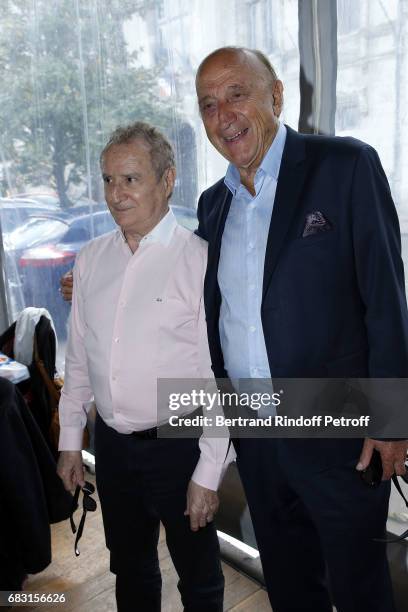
top-left (356, 438), bottom-right (408, 480)
top-left (60, 270), bottom-right (73, 302)
top-left (184, 480), bottom-right (219, 532)
top-left (57, 450), bottom-right (85, 491)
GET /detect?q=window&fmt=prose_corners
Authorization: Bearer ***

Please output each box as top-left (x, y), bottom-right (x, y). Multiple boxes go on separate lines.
top-left (336, 94), bottom-right (362, 131)
top-left (0, 0), bottom-right (300, 349)
top-left (337, 0), bottom-right (361, 35)
top-left (336, 0), bottom-right (407, 227)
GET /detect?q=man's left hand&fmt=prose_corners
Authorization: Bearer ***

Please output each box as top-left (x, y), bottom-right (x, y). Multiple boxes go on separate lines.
top-left (60, 270), bottom-right (73, 302)
top-left (184, 480), bottom-right (219, 532)
top-left (356, 438), bottom-right (408, 480)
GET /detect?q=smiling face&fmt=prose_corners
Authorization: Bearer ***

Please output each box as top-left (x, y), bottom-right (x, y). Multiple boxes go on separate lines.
top-left (101, 139), bottom-right (175, 239)
top-left (196, 49), bottom-right (283, 191)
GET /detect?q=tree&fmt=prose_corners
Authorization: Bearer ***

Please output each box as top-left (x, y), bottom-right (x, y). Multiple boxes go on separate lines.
top-left (0, 0), bottom-right (174, 207)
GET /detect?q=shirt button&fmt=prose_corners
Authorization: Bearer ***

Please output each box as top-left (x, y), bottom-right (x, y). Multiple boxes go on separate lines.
top-left (249, 325), bottom-right (256, 332)
top-left (120, 301), bottom-right (126, 307)
top-left (251, 368), bottom-right (258, 376)
top-left (248, 243), bottom-right (254, 251)
top-left (249, 284), bottom-right (255, 291)
top-left (114, 337), bottom-right (119, 343)
top-left (112, 375), bottom-right (117, 381)
top-left (249, 203), bottom-right (255, 210)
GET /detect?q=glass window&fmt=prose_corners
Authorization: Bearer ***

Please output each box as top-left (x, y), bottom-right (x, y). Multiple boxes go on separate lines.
top-left (337, 0), bottom-right (408, 540)
top-left (337, 0), bottom-right (361, 35)
top-left (336, 0), bottom-right (408, 267)
top-left (0, 0), bottom-right (300, 355)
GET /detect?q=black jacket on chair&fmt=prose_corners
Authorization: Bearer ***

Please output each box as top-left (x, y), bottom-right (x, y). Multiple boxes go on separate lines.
top-left (0, 377), bottom-right (72, 585)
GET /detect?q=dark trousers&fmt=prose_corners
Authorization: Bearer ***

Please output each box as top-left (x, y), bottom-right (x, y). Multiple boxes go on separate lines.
top-left (235, 437), bottom-right (395, 612)
top-left (94, 414), bottom-right (224, 612)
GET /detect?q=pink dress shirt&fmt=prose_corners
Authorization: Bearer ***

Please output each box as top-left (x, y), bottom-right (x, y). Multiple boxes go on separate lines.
top-left (58, 209), bottom-right (234, 490)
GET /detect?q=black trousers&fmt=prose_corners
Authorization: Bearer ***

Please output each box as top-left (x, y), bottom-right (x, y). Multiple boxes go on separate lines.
top-left (235, 437), bottom-right (395, 612)
top-left (94, 414), bottom-right (224, 612)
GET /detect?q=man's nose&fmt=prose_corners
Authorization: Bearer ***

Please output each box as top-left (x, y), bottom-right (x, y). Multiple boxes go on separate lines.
top-left (110, 182), bottom-right (125, 203)
top-left (218, 101), bottom-right (237, 128)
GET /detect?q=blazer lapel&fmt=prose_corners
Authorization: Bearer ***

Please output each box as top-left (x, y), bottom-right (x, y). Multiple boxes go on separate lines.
top-left (207, 186), bottom-right (232, 272)
top-left (204, 186), bottom-right (232, 376)
top-left (262, 126), bottom-right (308, 301)
top-left (203, 184), bottom-right (232, 327)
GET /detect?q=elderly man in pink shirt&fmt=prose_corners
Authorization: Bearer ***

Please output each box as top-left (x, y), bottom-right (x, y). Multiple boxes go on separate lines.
top-left (57, 122), bottom-right (233, 612)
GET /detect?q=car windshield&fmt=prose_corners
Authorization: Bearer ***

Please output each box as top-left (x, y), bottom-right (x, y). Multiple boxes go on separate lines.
top-left (6, 217), bottom-right (68, 250)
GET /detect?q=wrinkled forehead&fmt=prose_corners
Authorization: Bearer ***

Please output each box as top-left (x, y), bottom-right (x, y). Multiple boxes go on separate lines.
top-left (196, 50), bottom-right (267, 93)
top-left (197, 51), bottom-right (247, 81)
top-left (101, 139), bottom-right (151, 166)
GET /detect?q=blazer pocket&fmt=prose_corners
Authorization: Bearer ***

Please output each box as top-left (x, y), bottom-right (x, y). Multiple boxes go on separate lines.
top-left (291, 230), bottom-right (335, 249)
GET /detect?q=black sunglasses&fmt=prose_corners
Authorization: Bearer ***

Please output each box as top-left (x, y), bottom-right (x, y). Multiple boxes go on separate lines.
top-left (360, 452), bottom-right (408, 488)
top-left (361, 453), bottom-right (408, 543)
top-left (70, 481), bottom-right (97, 556)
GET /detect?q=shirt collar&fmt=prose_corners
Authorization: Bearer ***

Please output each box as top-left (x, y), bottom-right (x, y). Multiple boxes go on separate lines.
top-left (224, 122), bottom-right (287, 195)
top-left (118, 207), bottom-right (177, 248)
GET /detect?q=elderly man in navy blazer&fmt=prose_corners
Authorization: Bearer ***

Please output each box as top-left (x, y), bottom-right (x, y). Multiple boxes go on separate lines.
top-left (195, 46), bottom-right (408, 612)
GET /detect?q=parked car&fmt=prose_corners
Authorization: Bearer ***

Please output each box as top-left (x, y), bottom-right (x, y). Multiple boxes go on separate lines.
top-left (12, 193), bottom-right (60, 207)
top-left (5, 210), bottom-right (116, 338)
top-left (0, 195), bottom-right (106, 236)
top-left (0, 197), bottom-right (57, 235)
top-left (5, 205), bottom-right (198, 339)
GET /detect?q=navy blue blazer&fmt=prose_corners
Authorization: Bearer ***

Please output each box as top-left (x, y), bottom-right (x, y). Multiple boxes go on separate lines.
top-left (197, 126), bottom-right (408, 386)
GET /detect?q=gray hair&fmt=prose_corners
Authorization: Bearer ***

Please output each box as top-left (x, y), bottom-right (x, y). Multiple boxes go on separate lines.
top-left (100, 121), bottom-right (175, 181)
top-left (196, 46), bottom-right (278, 85)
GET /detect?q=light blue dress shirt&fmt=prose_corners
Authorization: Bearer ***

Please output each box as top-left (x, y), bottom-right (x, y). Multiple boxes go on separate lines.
top-left (218, 123), bottom-right (287, 400)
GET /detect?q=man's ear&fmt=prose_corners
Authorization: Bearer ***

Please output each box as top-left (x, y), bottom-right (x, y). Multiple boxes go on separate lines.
top-left (163, 166), bottom-right (176, 199)
top-left (272, 80), bottom-right (284, 118)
